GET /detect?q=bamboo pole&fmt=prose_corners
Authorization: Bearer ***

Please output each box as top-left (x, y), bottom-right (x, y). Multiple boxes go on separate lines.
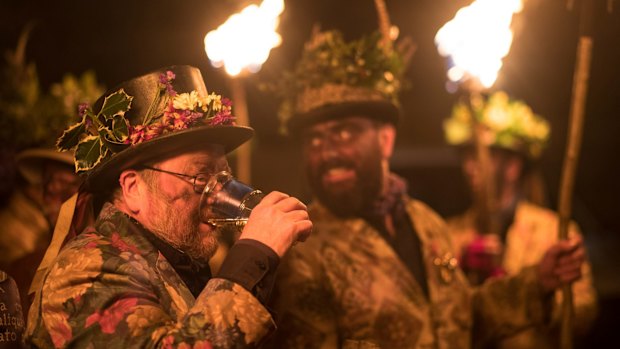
top-left (558, 0), bottom-right (595, 347)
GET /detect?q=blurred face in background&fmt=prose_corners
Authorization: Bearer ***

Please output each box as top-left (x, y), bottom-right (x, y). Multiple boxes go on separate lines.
top-left (302, 116), bottom-right (394, 217)
top-left (42, 162), bottom-right (82, 227)
top-left (461, 147), bottom-right (524, 201)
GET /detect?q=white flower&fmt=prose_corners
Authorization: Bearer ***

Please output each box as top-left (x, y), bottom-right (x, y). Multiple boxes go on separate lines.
top-left (173, 91), bottom-right (200, 111)
top-left (203, 92), bottom-right (222, 111)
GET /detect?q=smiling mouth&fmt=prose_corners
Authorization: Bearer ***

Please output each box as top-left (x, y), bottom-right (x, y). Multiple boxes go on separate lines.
top-left (322, 167), bottom-right (356, 185)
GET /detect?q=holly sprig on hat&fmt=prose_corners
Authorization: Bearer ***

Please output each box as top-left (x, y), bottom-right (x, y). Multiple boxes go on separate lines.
top-left (56, 89), bottom-right (132, 173)
top-left (56, 71), bottom-right (236, 174)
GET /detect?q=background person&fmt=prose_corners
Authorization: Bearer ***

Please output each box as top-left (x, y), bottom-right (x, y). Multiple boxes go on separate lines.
top-left (443, 91), bottom-right (598, 348)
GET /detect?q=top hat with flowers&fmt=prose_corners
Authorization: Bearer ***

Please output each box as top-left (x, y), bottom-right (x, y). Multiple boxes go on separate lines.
top-left (443, 91), bottom-right (550, 159)
top-left (56, 65), bottom-right (253, 192)
top-left (272, 28), bottom-right (411, 135)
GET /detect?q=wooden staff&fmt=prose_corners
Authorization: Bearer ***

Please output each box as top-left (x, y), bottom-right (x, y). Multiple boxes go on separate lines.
top-left (466, 91), bottom-right (500, 237)
top-left (229, 77), bottom-right (251, 184)
top-left (558, 0), bottom-right (595, 347)
top-left (373, 0), bottom-right (393, 53)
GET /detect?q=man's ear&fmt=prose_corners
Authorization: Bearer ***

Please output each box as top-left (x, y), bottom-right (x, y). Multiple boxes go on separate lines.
top-left (118, 170), bottom-right (143, 214)
top-left (378, 123), bottom-right (396, 159)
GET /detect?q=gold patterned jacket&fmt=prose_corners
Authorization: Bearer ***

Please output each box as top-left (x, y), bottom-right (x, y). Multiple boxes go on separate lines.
top-left (447, 201), bottom-right (598, 348)
top-left (26, 203), bottom-right (275, 348)
top-left (267, 197), bottom-right (549, 349)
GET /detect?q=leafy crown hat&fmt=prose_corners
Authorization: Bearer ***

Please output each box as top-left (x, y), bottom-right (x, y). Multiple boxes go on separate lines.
top-left (274, 28), bottom-right (410, 134)
top-left (443, 91), bottom-right (550, 159)
top-left (56, 65), bottom-right (253, 192)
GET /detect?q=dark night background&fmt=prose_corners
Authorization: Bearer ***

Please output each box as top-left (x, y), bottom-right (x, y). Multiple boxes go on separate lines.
top-left (1, 0), bottom-right (618, 346)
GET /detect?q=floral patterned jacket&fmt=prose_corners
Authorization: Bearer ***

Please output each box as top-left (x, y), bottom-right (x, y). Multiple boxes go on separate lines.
top-left (26, 203), bottom-right (275, 348)
top-left (267, 197), bottom-right (548, 349)
top-left (447, 201), bottom-right (598, 348)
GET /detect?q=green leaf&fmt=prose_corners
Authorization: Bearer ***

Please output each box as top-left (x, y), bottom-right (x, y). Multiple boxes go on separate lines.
top-left (75, 135), bottom-right (104, 173)
top-left (99, 89), bottom-right (133, 121)
top-left (102, 134), bottom-right (129, 153)
top-left (111, 114), bottom-right (129, 142)
top-left (56, 118), bottom-right (87, 151)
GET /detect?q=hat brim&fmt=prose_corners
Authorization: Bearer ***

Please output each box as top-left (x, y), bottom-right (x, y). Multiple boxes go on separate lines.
top-left (288, 100), bottom-right (400, 135)
top-left (84, 125), bottom-right (254, 192)
top-left (16, 149), bottom-right (75, 184)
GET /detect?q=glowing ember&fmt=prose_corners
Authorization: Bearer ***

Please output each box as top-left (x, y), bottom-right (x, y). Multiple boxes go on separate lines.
top-left (205, 0), bottom-right (284, 77)
top-left (435, 0), bottom-right (523, 88)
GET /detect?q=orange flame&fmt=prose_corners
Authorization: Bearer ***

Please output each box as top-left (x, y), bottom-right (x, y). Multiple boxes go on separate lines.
top-left (435, 0), bottom-right (523, 88)
top-left (205, 0), bottom-right (284, 77)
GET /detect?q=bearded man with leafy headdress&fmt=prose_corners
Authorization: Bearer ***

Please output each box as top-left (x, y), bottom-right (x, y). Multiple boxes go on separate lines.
top-left (264, 27), bottom-right (588, 349)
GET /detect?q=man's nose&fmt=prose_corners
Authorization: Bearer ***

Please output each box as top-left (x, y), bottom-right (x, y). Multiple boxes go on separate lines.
top-left (317, 141), bottom-right (339, 161)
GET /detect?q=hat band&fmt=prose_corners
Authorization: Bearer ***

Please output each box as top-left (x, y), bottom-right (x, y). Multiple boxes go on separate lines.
top-left (296, 83), bottom-right (388, 114)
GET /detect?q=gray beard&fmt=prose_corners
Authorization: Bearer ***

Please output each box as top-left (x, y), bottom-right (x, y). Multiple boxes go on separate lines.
top-left (148, 194), bottom-right (219, 263)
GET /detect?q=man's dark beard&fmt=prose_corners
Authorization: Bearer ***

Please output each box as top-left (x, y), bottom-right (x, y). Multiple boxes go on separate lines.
top-left (306, 152), bottom-right (383, 218)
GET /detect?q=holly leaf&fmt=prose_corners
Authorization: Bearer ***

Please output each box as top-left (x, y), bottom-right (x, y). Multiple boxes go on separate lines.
top-left (99, 89), bottom-right (133, 121)
top-left (75, 135), bottom-right (104, 173)
top-left (111, 114), bottom-right (129, 142)
top-left (56, 118), bottom-right (87, 151)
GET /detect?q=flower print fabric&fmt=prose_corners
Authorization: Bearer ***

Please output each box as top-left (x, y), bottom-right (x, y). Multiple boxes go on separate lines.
top-left (26, 203), bottom-right (274, 348)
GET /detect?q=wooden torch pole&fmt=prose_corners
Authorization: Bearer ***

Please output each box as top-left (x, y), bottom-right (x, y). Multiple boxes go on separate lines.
top-left (558, 0), bottom-right (595, 348)
top-left (229, 77), bottom-right (251, 184)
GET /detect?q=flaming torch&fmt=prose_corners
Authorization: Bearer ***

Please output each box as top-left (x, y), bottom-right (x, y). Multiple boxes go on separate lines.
top-left (205, 0), bottom-right (284, 183)
top-left (435, 0), bottom-right (524, 236)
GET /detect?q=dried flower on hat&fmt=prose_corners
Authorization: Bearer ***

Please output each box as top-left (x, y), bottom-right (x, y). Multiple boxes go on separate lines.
top-left (56, 71), bottom-right (236, 173)
top-left (267, 28), bottom-right (412, 134)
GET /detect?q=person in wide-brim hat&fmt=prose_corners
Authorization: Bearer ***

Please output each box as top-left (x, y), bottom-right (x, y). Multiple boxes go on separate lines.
top-left (26, 65), bottom-right (312, 348)
top-left (15, 148), bottom-right (74, 185)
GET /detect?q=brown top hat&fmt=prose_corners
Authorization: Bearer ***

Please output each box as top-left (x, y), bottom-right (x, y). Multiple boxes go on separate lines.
top-left (57, 65), bottom-right (253, 193)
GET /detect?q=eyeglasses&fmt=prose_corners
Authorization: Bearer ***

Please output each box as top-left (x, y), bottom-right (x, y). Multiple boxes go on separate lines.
top-left (140, 165), bottom-right (228, 194)
top-left (302, 118), bottom-right (377, 149)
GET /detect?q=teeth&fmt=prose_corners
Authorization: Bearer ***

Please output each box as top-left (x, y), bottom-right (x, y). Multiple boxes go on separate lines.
top-left (326, 167), bottom-right (349, 175)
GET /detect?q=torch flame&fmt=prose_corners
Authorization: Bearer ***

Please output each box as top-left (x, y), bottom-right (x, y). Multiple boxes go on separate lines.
top-left (435, 0), bottom-right (523, 89)
top-left (205, 0), bottom-right (284, 77)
